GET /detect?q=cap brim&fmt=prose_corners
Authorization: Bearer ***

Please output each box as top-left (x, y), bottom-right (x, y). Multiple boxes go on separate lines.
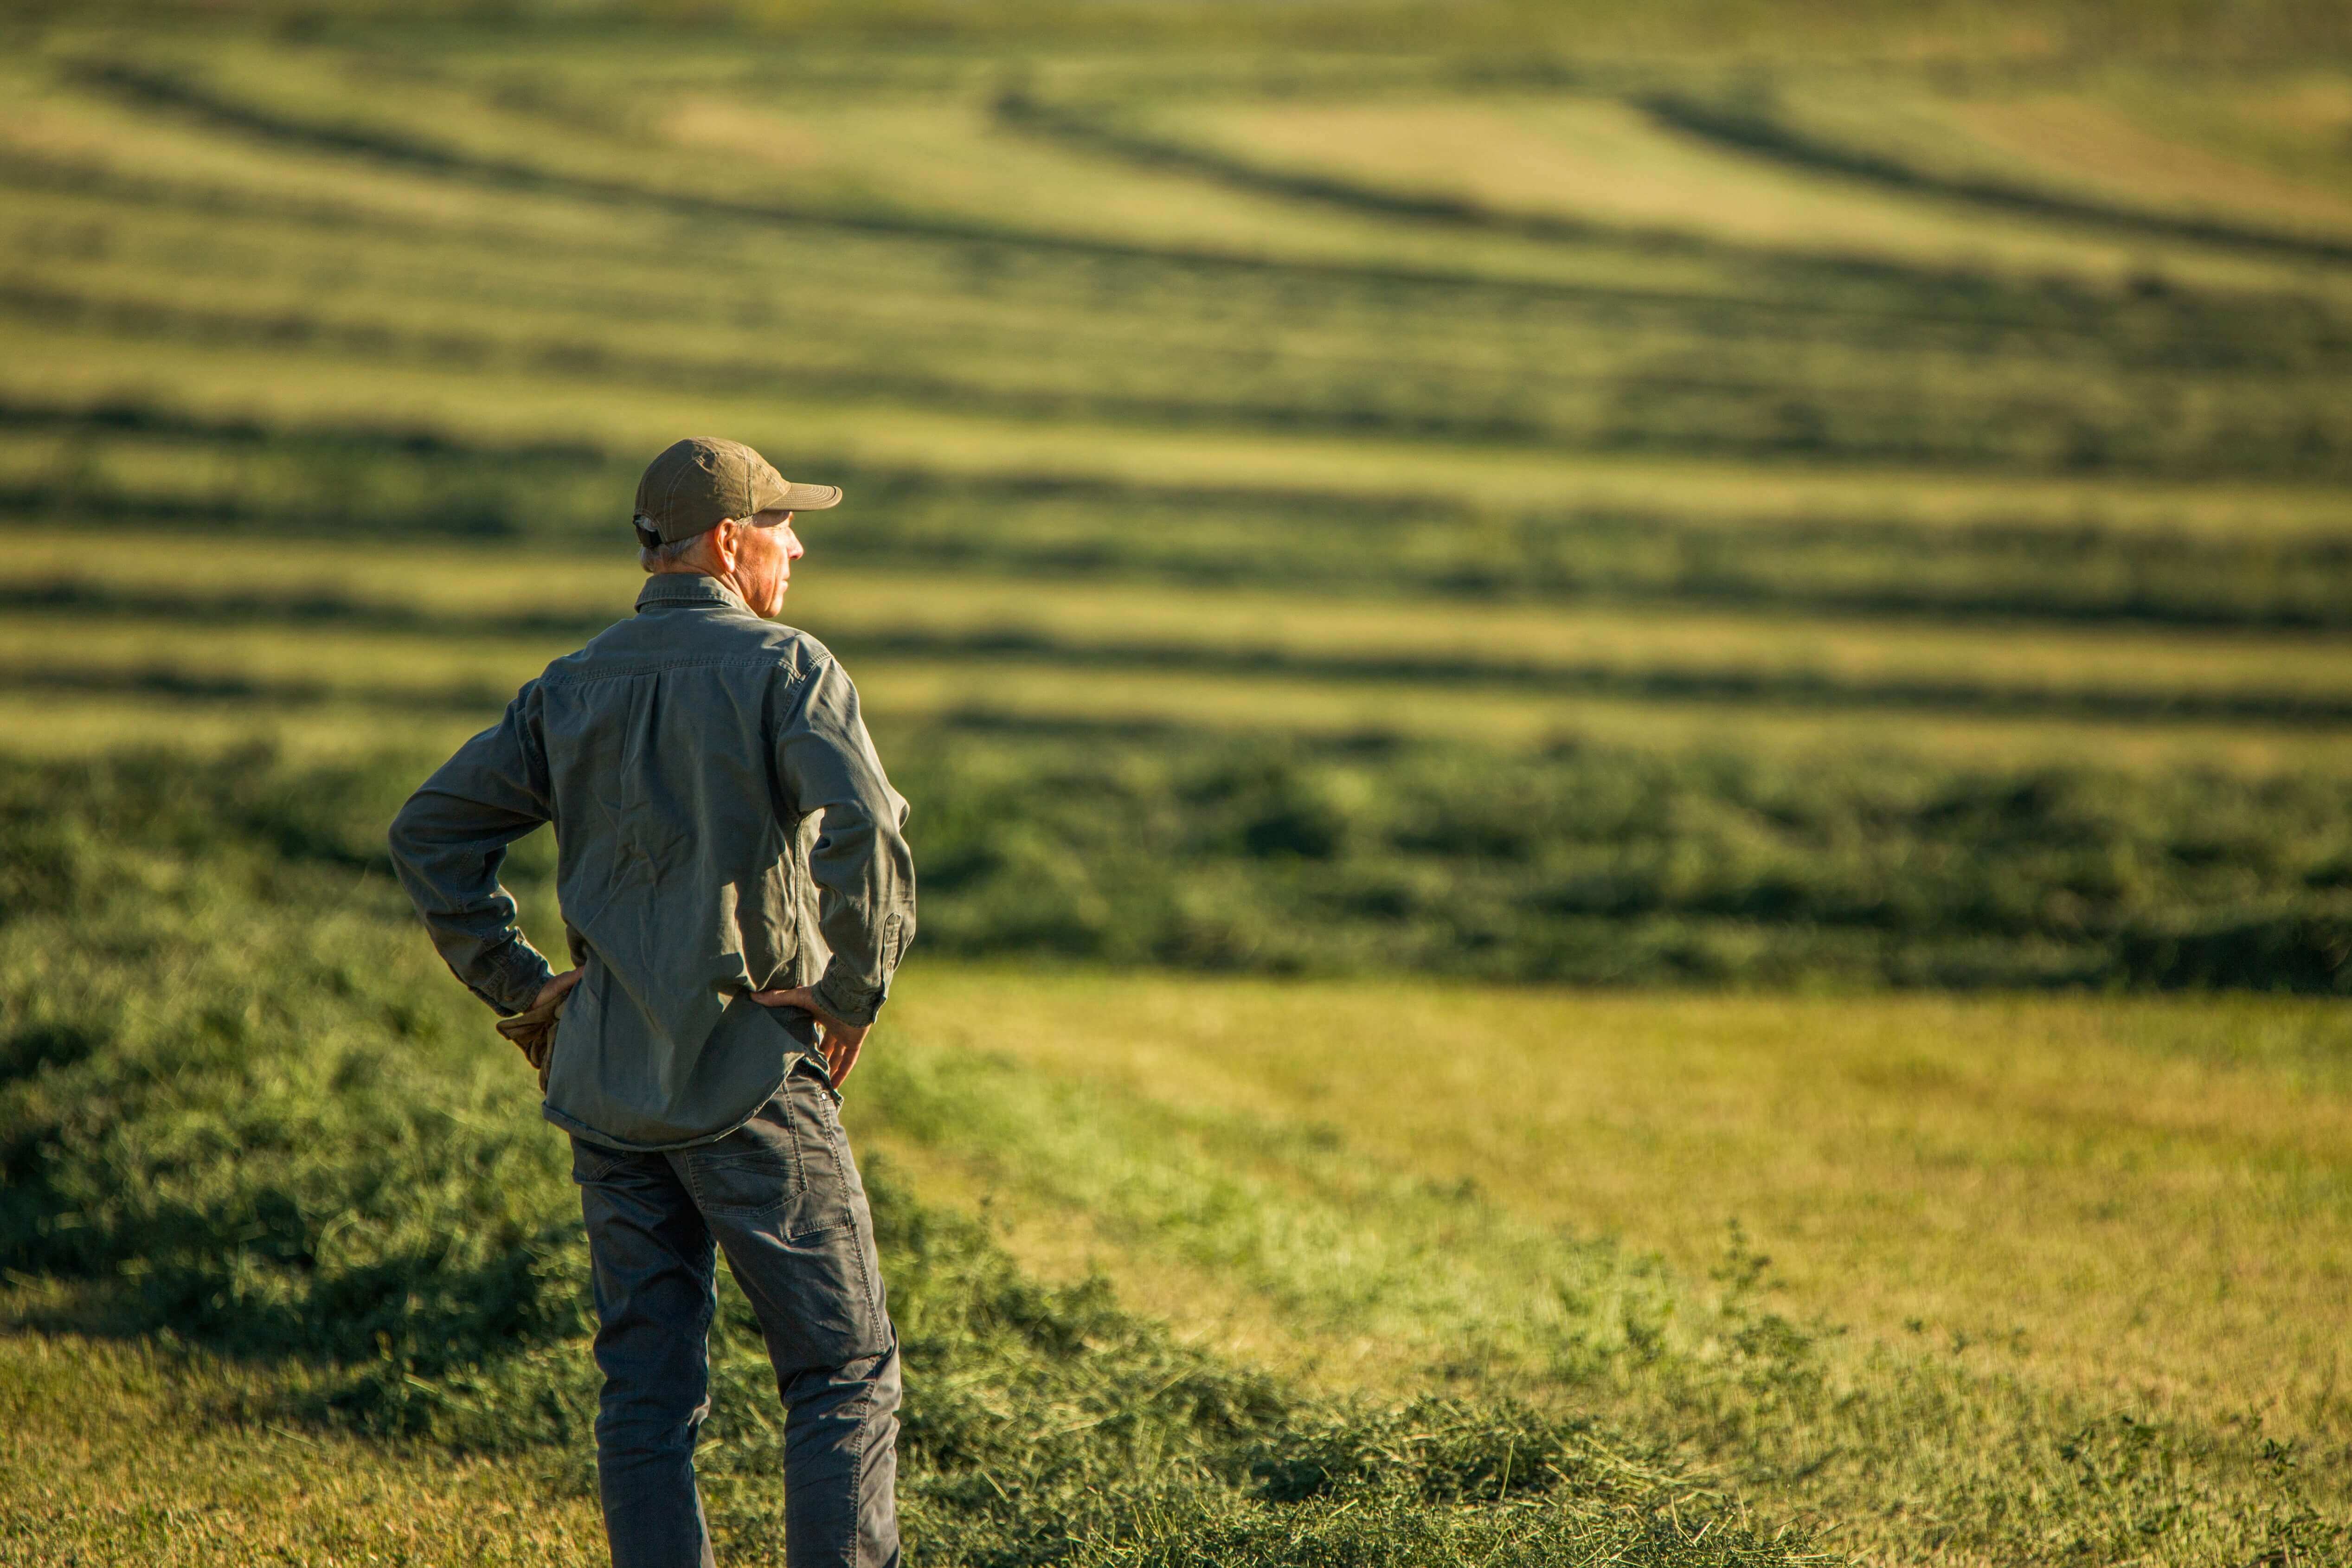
top-left (777, 482), bottom-right (842, 512)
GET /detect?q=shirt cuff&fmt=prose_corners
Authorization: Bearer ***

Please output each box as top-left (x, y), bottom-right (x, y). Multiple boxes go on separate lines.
top-left (809, 964), bottom-right (887, 1028)
top-left (478, 941), bottom-right (557, 1016)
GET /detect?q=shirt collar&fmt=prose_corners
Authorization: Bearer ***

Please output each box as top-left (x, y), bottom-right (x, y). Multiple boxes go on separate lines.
top-left (636, 573), bottom-right (752, 616)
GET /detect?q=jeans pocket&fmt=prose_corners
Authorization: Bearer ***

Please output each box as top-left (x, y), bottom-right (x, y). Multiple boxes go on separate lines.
top-left (698, 1075), bottom-right (891, 1371)
top-left (683, 1102), bottom-right (802, 1218)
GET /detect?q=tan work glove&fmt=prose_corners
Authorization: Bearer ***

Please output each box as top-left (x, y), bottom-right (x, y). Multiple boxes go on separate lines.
top-left (495, 970), bottom-right (580, 1093)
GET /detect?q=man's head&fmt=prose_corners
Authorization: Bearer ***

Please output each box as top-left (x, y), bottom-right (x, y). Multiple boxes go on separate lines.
top-left (644, 510), bottom-right (803, 617)
top-left (633, 437), bottom-right (841, 618)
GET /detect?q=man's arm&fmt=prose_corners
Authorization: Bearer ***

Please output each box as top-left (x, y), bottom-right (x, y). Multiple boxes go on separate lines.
top-left (764, 656), bottom-right (916, 1047)
top-left (386, 685), bottom-right (559, 1015)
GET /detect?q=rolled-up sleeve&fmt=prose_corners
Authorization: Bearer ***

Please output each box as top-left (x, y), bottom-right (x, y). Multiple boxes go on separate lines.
top-left (776, 656), bottom-right (916, 1026)
top-left (387, 684), bottom-right (557, 1016)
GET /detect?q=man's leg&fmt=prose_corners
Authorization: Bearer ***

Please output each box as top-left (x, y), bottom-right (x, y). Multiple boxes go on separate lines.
top-left (573, 1136), bottom-right (721, 1568)
top-left (680, 1068), bottom-right (900, 1568)
top-left (778, 1345), bottom-right (900, 1568)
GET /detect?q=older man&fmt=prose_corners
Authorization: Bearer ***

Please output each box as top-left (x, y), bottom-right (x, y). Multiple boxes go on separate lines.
top-left (388, 437), bottom-right (915, 1568)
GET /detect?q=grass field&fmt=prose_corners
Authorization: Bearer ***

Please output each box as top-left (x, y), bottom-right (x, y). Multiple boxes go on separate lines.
top-left (2, 757), bottom-right (2346, 1563)
top-left (4, 3), bottom-right (2352, 1563)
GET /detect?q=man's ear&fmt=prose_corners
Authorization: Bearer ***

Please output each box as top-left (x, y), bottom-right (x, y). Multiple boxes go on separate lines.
top-left (709, 518), bottom-right (743, 571)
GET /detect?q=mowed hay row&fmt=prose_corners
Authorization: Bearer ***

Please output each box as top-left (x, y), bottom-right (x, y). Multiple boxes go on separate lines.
top-left (11, 403), bottom-right (2352, 642)
top-left (1104, 89), bottom-right (2352, 292)
top-left (1768, 74), bottom-right (2352, 242)
top-left (19, 575), bottom-right (2352, 785)
top-left (6, 162), bottom-right (2341, 437)
top-left (11, 490), bottom-right (2352, 707)
top-left (17, 546), bottom-right (2352, 726)
top-left (26, 674), bottom-right (2352, 785)
top-left (12, 46), bottom-right (2352, 483)
top-left (15, 180), bottom-right (2350, 483)
top-left (11, 37), bottom-right (1818, 296)
top-left (11, 396), bottom-right (2352, 545)
top-left (0, 45), bottom-right (1728, 303)
top-left (12, 523), bottom-right (2352, 779)
top-left (0, 690), bottom-right (493, 763)
top-left (5, 325), bottom-right (2351, 556)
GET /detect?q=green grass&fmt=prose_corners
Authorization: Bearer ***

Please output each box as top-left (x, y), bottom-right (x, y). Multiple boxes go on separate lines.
top-left (0, 1334), bottom-right (612, 1566)
top-left (3, 749), bottom-right (2346, 1565)
top-left (0, 775), bottom-right (1827, 1567)
top-left (861, 973), bottom-right (2352, 1433)
top-left (843, 1004), bottom-right (2352, 1566)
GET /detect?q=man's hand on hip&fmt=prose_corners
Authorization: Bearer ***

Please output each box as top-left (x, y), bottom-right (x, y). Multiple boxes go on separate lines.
top-left (536, 968), bottom-right (584, 1011)
top-left (749, 985), bottom-right (870, 1090)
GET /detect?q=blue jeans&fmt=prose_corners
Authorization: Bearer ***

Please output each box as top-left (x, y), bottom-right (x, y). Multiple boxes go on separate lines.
top-left (571, 1065), bottom-right (900, 1568)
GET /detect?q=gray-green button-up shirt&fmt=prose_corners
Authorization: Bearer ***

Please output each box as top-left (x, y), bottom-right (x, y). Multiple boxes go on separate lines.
top-left (388, 572), bottom-right (915, 1150)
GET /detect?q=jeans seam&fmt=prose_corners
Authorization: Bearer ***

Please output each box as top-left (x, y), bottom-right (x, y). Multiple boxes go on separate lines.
top-left (827, 1109), bottom-right (884, 1326)
top-left (785, 1081), bottom-right (849, 1243)
top-left (850, 1221), bottom-right (876, 1327)
top-left (842, 1381), bottom-right (874, 1568)
top-left (787, 1086), bottom-right (822, 1217)
top-left (823, 1110), bottom-right (876, 1321)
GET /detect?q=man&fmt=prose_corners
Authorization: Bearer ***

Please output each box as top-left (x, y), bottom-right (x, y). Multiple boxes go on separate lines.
top-left (388, 436), bottom-right (916, 1568)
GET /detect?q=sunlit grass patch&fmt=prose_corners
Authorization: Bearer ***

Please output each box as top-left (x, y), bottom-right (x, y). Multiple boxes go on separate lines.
top-left (863, 970), bottom-right (2352, 1438)
top-left (841, 978), bottom-right (2352, 1564)
top-left (0, 1333), bottom-right (608, 1568)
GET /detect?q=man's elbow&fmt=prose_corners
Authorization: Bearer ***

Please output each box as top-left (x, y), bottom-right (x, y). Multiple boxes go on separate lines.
top-left (385, 791), bottom-right (442, 893)
top-left (386, 797), bottom-right (419, 859)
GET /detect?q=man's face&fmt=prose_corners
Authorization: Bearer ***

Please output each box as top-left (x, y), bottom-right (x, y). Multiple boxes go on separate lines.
top-left (735, 510), bottom-right (804, 618)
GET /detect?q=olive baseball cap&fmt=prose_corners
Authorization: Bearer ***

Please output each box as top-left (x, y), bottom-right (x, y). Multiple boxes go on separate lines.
top-left (632, 437), bottom-right (842, 546)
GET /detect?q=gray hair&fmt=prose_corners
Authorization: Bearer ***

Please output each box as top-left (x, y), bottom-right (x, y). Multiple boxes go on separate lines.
top-left (636, 516), bottom-right (711, 572)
